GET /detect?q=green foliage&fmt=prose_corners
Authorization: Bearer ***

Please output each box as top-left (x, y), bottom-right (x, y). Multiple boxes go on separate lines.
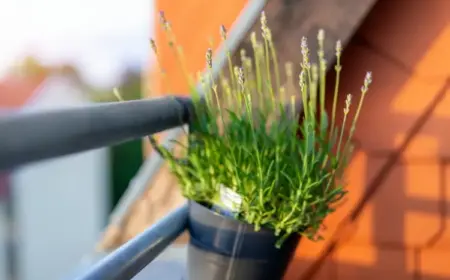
top-left (154, 11), bottom-right (372, 247)
top-left (10, 56), bottom-right (50, 78)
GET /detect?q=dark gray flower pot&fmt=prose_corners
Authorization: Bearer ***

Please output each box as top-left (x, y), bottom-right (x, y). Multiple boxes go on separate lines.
top-left (187, 201), bottom-right (300, 280)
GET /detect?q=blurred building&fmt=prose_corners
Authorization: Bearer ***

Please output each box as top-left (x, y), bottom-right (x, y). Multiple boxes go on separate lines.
top-left (0, 74), bottom-right (110, 280)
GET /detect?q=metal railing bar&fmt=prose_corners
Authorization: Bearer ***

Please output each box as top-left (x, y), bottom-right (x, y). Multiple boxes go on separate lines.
top-left (75, 204), bottom-right (189, 280)
top-left (0, 96), bottom-right (192, 171)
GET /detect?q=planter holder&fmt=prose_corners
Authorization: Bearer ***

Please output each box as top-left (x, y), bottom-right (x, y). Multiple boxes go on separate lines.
top-left (187, 201), bottom-right (300, 280)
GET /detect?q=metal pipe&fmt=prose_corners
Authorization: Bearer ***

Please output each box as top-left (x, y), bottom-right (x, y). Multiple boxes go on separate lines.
top-left (75, 204), bottom-right (189, 280)
top-left (0, 97), bottom-right (192, 171)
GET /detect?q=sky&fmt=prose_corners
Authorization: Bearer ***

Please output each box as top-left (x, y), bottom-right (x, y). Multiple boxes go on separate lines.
top-left (0, 0), bottom-right (152, 88)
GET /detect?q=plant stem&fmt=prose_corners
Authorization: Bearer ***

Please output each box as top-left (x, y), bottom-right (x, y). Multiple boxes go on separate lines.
top-left (269, 40), bottom-right (281, 96)
top-left (263, 39), bottom-right (275, 109)
top-left (341, 91), bottom-right (367, 163)
top-left (336, 107), bottom-right (349, 159)
top-left (227, 51), bottom-right (236, 93)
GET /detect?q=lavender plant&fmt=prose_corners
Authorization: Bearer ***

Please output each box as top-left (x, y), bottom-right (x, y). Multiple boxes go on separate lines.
top-left (152, 11), bottom-right (372, 247)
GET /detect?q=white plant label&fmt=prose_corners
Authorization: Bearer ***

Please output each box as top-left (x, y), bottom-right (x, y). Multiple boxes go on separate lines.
top-left (219, 184), bottom-right (242, 212)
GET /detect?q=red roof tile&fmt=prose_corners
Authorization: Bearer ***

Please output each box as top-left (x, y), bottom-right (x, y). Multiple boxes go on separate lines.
top-left (0, 75), bottom-right (45, 109)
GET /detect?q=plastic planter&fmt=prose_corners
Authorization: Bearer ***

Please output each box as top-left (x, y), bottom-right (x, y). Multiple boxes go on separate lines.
top-left (187, 201), bottom-right (300, 280)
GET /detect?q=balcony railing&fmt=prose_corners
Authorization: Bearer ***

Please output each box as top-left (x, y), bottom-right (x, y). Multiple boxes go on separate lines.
top-left (0, 1), bottom-right (266, 279)
top-left (0, 96), bottom-right (193, 280)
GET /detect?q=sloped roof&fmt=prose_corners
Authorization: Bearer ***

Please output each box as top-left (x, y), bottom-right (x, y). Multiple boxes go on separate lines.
top-left (0, 75), bottom-right (46, 109)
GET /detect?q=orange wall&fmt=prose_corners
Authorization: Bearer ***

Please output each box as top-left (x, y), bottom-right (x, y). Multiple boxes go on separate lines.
top-left (286, 0), bottom-right (450, 279)
top-left (149, 0), bottom-right (247, 97)
top-left (144, 1), bottom-right (247, 153)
